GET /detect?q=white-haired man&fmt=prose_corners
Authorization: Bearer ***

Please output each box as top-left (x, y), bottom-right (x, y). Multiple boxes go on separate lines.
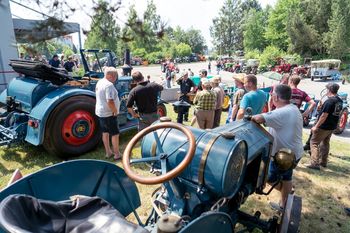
top-left (95, 67), bottom-right (121, 160)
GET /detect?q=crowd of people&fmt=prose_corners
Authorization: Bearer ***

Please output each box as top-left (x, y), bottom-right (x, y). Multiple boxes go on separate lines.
top-left (95, 66), bottom-right (344, 213)
top-left (19, 53), bottom-right (80, 74)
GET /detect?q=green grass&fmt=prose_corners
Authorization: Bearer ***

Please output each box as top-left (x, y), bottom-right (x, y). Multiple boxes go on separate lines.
top-left (0, 104), bottom-right (349, 232)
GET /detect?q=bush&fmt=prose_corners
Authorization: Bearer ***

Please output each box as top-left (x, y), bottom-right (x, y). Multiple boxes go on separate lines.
top-left (339, 63), bottom-right (349, 71)
top-left (145, 52), bottom-right (163, 64)
top-left (244, 49), bottom-right (261, 59)
top-left (284, 53), bottom-right (302, 65)
top-left (132, 48), bottom-right (147, 58)
top-left (259, 46), bottom-right (285, 67)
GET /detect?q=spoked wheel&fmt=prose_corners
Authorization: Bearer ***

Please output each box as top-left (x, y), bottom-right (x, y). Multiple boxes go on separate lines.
top-left (334, 108), bottom-right (348, 134)
top-left (43, 96), bottom-right (101, 158)
top-left (123, 122), bottom-right (196, 185)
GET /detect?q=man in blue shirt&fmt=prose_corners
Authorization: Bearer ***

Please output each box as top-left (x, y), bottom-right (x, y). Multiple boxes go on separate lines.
top-left (49, 54), bottom-right (60, 68)
top-left (236, 74), bottom-right (267, 119)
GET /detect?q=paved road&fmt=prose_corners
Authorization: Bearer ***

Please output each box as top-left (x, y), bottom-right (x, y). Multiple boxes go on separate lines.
top-left (127, 62), bottom-right (350, 142)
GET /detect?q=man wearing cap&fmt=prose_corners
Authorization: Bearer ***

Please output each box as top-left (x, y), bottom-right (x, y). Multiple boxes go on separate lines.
top-left (211, 76), bottom-right (225, 128)
top-left (193, 79), bottom-right (216, 129)
top-left (227, 74), bottom-right (246, 122)
top-left (176, 71), bottom-right (195, 123)
top-left (236, 74), bottom-right (267, 119)
top-left (307, 83), bottom-right (343, 170)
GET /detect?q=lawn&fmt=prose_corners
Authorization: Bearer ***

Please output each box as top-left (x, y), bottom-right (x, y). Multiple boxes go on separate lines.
top-left (0, 104), bottom-right (349, 232)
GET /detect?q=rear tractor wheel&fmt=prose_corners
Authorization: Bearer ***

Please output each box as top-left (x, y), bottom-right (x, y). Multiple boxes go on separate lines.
top-left (43, 96), bottom-right (101, 158)
top-left (334, 108), bottom-right (348, 134)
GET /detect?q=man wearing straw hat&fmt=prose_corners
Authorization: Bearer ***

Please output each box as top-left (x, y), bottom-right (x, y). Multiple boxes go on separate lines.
top-left (227, 74), bottom-right (246, 122)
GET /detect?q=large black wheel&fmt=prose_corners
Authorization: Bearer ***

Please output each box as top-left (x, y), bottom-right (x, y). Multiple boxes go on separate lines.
top-left (334, 108), bottom-right (348, 134)
top-left (157, 103), bottom-right (167, 117)
top-left (43, 96), bottom-right (101, 158)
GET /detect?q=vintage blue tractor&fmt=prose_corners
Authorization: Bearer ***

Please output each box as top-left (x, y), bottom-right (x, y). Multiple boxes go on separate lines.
top-left (0, 49), bottom-right (167, 158)
top-left (0, 115), bottom-right (301, 233)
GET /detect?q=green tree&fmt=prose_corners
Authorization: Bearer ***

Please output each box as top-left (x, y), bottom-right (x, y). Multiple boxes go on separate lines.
top-left (210, 0), bottom-right (242, 56)
top-left (265, 0), bottom-right (300, 51)
top-left (324, 0), bottom-right (350, 58)
top-left (175, 43), bottom-right (192, 57)
top-left (84, 1), bottom-right (120, 53)
top-left (286, 14), bottom-right (320, 56)
top-left (243, 9), bottom-right (268, 52)
top-left (168, 26), bottom-right (206, 54)
top-left (62, 45), bottom-right (74, 57)
top-left (210, 0), bottom-right (262, 55)
top-left (124, 0), bottom-right (163, 53)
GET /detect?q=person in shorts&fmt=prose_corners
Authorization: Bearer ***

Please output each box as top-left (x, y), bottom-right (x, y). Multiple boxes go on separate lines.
top-left (252, 84), bottom-right (303, 211)
top-left (95, 67), bottom-right (121, 160)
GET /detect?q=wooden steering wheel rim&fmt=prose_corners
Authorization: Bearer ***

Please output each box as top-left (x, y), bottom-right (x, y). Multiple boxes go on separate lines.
top-left (122, 122), bottom-right (196, 185)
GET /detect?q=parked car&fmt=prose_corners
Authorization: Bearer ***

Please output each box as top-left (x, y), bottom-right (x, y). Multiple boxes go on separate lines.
top-left (310, 59), bottom-right (341, 81)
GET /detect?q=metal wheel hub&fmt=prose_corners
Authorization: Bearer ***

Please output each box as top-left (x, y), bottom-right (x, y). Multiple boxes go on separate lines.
top-left (62, 110), bottom-right (95, 146)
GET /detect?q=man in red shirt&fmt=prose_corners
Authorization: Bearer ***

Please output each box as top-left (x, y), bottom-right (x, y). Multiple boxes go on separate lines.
top-left (288, 75), bottom-right (316, 118)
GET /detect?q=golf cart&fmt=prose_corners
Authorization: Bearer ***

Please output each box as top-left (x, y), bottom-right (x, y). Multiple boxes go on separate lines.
top-left (310, 59), bottom-right (341, 81)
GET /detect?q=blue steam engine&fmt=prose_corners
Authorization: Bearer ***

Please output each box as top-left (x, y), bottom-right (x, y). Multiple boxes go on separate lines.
top-left (0, 116), bottom-right (301, 232)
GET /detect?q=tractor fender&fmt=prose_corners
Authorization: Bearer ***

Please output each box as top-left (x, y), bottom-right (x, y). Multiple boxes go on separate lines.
top-left (25, 87), bottom-right (95, 146)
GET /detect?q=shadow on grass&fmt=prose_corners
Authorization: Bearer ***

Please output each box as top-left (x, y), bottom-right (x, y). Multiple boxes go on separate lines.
top-left (293, 175), bottom-right (350, 232)
top-left (0, 129), bottom-right (139, 175)
top-left (0, 143), bottom-right (60, 173)
top-left (297, 165), bottom-right (348, 179)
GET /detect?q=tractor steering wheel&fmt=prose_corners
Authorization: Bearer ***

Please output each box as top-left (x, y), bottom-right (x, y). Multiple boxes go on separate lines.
top-left (122, 122), bottom-right (196, 185)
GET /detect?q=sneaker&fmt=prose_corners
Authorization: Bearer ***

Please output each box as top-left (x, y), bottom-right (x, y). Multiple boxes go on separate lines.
top-left (306, 164), bottom-right (320, 170)
top-left (269, 202), bottom-right (284, 212)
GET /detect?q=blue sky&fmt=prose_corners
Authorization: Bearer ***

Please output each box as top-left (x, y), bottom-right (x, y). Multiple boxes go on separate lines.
top-left (10, 0), bottom-right (277, 48)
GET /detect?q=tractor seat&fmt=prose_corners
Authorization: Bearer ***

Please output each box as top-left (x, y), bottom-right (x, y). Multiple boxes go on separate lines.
top-left (0, 194), bottom-right (148, 233)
